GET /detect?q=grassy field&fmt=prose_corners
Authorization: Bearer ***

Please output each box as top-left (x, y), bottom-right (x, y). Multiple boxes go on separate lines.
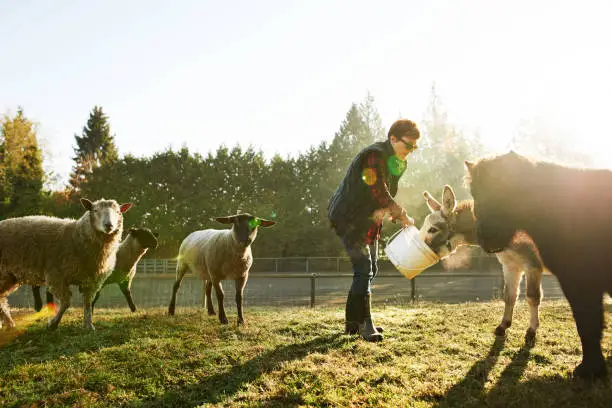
top-left (0, 300), bottom-right (610, 407)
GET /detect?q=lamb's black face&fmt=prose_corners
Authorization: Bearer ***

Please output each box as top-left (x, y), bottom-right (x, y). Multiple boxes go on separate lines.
top-left (215, 213), bottom-right (276, 247)
top-left (129, 227), bottom-right (159, 249)
top-left (233, 214), bottom-right (259, 246)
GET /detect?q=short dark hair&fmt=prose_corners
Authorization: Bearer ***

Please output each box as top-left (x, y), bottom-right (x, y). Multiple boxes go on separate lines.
top-left (388, 119), bottom-right (420, 141)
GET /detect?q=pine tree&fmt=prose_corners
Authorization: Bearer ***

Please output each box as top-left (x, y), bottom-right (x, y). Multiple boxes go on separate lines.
top-left (0, 108), bottom-right (44, 216)
top-left (69, 106), bottom-right (119, 190)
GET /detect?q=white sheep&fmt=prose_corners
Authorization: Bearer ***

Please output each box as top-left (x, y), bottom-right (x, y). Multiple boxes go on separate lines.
top-left (168, 213), bottom-right (275, 325)
top-left (32, 227), bottom-right (159, 313)
top-left (0, 198), bottom-right (132, 330)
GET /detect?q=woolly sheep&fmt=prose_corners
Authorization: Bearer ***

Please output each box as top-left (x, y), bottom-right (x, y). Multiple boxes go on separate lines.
top-left (31, 227), bottom-right (158, 313)
top-left (168, 213), bottom-right (275, 325)
top-left (0, 198), bottom-right (132, 330)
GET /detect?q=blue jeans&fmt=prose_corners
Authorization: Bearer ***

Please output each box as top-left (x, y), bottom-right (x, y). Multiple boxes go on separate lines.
top-left (341, 237), bottom-right (379, 295)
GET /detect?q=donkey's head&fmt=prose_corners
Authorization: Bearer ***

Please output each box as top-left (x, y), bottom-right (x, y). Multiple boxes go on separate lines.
top-left (419, 185), bottom-right (478, 258)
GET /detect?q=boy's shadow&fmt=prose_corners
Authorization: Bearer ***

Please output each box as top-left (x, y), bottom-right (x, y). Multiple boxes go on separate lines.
top-left (133, 333), bottom-right (345, 408)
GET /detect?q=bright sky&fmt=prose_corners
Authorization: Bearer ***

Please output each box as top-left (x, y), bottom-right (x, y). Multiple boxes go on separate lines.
top-left (1, 0), bottom-right (611, 186)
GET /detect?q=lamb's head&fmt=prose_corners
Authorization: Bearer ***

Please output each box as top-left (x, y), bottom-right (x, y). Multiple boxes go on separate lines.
top-left (128, 227), bottom-right (159, 249)
top-left (419, 185), bottom-right (476, 258)
top-left (81, 198), bottom-right (133, 236)
top-left (215, 213), bottom-right (276, 247)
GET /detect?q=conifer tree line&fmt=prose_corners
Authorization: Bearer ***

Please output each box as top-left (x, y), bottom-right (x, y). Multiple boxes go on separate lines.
top-left (6, 90), bottom-right (562, 258)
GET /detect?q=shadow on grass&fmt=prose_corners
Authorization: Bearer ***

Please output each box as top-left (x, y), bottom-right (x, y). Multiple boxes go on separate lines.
top-left (0, 310), bottom-right (186, 375)
top-left (131, 333), bottom-right (345, 408)
top-left (435, 336), bottom-right (612, 408)
top-left (433, 335), bottom-right (506, 408)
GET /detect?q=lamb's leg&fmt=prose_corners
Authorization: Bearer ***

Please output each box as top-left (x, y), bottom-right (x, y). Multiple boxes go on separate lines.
top-left (47, 284), bottom-right (71, 330)
top-left (119, 281), bottom-right (137, 312)
top-left (495, 261), bottom-right (522, 336)
top-left (0, 274), bottom-right (17, 329)
top-left (82, 290), bottom-right (96, 330)
top-left (0, 296), bottom-right (15, 329)
top-left (92, 290), bottom-right (101, 315)
top-left (524, 265), bottom-right (543, 345)
top-left (169, 261), bottom-right (189, 315)
top-left (235, 276), bottom-right (247, 325)
top-left (205, 280), bottom-right (215, 315)
top-left (212, 280), bottom-right (228, 324)
top-left (32, 286), bottom-right (43, 312)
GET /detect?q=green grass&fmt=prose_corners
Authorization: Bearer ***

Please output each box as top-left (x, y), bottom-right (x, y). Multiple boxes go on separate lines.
top-left (0, 300), bottom-right (610, 407)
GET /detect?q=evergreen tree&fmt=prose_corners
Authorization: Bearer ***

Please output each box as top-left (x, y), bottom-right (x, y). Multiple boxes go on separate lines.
top-left (0, 108), bottom-right (44, 216)
top-left (69, 106), bottom-right (119, 191)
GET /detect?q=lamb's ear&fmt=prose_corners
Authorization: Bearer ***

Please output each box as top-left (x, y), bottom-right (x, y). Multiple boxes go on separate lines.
top-left (464, 160), bottom-right (474, 173)
top-left (120, 203), bottom-right (133, 213)
top-left (423, 191), bottom-right (441, 212)
top-left (80, 198), bottom-right (94, 211)
top-left (441, 185), bottom-right (456, 217)
top-left (258, 218), bottom-right (276, 228)
top-left (214, 216), bottom-right (235, 224)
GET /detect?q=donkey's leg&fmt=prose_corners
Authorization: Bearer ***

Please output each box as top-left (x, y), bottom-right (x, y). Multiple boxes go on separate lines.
top-left (524, 264), bottom-right (543, 345)
top-left (495, 257), bottom-right (522, 336)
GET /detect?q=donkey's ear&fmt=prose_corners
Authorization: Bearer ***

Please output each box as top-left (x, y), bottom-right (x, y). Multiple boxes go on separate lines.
top-left (441, 185), bottom-right (456, 216)
top-left (423, 191), bottom-right (442, 212)
top-left (464, 160), bottom-right (474, 173)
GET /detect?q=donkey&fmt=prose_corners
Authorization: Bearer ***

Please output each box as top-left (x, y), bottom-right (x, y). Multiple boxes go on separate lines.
top-left (419, 185), bottom-right (544, 344)
top-left (465, 151), bottom-right (611, 379)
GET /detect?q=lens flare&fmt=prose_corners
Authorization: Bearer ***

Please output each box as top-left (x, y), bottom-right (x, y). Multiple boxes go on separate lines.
top-left (362, 168), bottom-right (377, 185)
top-left (248, 218), bottom-right (261, 229)
top-left (0, 303), bottom-right (56, 347)
top-left (387, 156), bottom-right (406, 176)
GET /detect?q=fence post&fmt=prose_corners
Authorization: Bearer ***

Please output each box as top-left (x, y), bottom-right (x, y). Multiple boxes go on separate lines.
top-left (275, 258), bottom-right (278, 273)
top-left (143, 259), bottom-right (147, 274)
top-left (411, 278), bottom-right (416, 301)
top-left (310, 273), bottom-right (316, 308)
top-left (336, 257), bottom-right (340, 273)
top-left (306, 258), bottom-right (310, 274)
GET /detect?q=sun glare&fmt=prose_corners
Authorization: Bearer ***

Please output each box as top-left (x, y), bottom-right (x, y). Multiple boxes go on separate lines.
top-left (0, 303), bottom-right (57, 347)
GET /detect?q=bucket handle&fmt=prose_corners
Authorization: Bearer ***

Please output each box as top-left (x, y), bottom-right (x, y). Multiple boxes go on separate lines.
top-left (387, 226), bottom-right (408, 243)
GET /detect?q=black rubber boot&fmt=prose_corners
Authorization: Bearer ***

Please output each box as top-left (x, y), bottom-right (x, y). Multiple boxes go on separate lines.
top-left (344, 291), bottom-right (360, 334)
top-left (358, 293), bottom-right (383, 342)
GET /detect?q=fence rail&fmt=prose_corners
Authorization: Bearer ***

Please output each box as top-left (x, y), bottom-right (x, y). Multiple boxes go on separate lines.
top-left (9, 256), bottom-right (565, 310)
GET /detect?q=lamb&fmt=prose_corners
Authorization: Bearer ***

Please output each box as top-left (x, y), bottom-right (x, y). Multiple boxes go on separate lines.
top-left (419, 185), bottom-right (544, 344)
top-left (93, 227), bottom-right (158, 312)
top-left (0, 198), bottom-right (132, 330)
top-left (168, 213), bottom-right (275, 325)
top-left (31, 227), bottom-right (158, 313)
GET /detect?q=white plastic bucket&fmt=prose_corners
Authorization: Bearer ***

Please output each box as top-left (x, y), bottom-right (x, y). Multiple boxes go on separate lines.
top-left (384, 225), bottom-right (440, 279)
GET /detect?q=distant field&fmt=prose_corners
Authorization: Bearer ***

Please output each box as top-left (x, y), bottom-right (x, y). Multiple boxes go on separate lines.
top-left (0, 300), bottom-right (610, 407)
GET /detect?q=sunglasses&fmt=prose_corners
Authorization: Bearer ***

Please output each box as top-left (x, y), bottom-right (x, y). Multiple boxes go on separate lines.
top-left (399, 138), bottom-right (418, 151)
